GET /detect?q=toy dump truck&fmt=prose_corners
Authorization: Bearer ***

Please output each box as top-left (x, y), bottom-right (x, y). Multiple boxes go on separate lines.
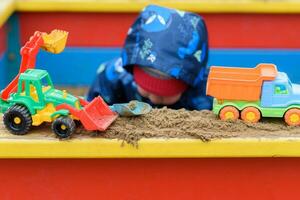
top-left (0, 30), bottom-right (150, 138)
top-left (207, 63), bottom-right (300, 126)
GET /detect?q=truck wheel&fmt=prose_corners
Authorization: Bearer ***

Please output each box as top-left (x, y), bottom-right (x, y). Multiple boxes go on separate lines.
top-left (52, 116), bottom-right (75, 138)
top-left (284, 108), bottom-right (300, 126)
top-left (219, 106), bottom-right (239, 121)
top-left (241, 107), bottom-right (261, 123)
top-left (3, 105), bottom-right (32, 135)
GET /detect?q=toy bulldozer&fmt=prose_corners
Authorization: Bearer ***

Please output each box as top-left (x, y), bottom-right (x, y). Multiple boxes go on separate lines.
top-left (0, 30), bottom-right (151, 138)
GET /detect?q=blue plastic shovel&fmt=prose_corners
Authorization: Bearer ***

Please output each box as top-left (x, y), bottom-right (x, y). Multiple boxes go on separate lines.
top-left (109, 101), bottom-right (152, 117)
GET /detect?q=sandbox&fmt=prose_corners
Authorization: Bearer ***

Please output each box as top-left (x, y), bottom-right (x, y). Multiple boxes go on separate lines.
top-left (3, 108), bottom-right (300, 144)
top-left (1, 107), bottom-right (300, 158)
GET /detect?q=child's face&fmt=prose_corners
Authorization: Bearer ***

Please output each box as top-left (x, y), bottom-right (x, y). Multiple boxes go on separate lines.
top-left (137, 85), bottom-right (182, 105)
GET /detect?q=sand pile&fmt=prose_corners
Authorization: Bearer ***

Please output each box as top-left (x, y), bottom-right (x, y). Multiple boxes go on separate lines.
top-left (1, 106), bottom-right (300, 145)
top-left (75, 107), bottom-right (300, 145)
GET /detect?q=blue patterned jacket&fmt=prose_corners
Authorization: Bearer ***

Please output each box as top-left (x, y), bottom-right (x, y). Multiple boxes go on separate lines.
top-left (87, 5), bottom-right (212, 110)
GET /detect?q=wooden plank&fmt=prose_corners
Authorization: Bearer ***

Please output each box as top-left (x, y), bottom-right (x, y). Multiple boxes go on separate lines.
top-left (0, 158), bottom-right (299, 199)
top-left (0, 26), bottom-right (6, 55)
top-left (14, 0), bottom-right (300, 13)
top-left (18, 13), bottom-right (300, 48)
top-left (30, 48), bottom-right (300, 86)
top-left (0, 0), bottom-right (14, 27)
top-left (1, 119), bottom-right (300, 158)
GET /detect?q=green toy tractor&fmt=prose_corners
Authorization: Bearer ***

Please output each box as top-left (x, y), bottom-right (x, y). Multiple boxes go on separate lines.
top-left (0, 30), bottom-right (151, 138)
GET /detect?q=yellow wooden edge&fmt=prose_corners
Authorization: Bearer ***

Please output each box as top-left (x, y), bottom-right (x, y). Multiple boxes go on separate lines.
top-left (0, 0), bottom-right (15, 27)
top-left (14, 0), bottom-right (300, 13)
top-left (2, 0), bottom-right (300, 27)
top-left (1, 137), bottom-right (300, 158)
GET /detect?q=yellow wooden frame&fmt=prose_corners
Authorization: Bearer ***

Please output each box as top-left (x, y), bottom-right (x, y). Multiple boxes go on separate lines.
top-left (1, 0), bottom-right (300, 158)
top-left (14, 0), bottom-right (300, 14)
top-left (0, 0), bottom-right (14, 27)
top-left (0, 137), bottom-right (300, 158)
top-left (3, 0), bottom-right (300, 27)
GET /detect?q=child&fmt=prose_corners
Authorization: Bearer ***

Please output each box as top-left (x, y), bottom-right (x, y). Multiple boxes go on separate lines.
top-left (87, 5), bottom-right (212, 110)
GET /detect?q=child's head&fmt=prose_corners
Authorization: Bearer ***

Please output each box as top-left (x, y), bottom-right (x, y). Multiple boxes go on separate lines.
top-left (133, 65), bottom-right (187, 105)
top-left (121, 5), bottom-right (209, 105)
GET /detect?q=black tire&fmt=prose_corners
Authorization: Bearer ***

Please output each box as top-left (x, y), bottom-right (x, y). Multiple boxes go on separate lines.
top-left (74, 120), bottom-right (82, 128)
top-left (51, 116), bottom-right (75, 138)
top-left (3, 105), bottom-right (32, 135)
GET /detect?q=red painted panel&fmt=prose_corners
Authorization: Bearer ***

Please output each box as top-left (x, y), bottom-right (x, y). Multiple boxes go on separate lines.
top-left (19, 12), bottom-right (137, 47)
top-left (0, 25), bottom-right (6, 55)
top-left (0, 158), bottom-right (299, 200)
top-left (205, 14), bottom-right (300, 48)
top-left (19, 12), bottom-right (300, 48)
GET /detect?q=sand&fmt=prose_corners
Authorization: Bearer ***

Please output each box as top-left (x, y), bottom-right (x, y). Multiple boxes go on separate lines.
top-left (1, 85), bottom-right (300, 145)
top-left (1, 107), bottom-right (300, 145)
top-left (75, 107), bottom-right (300, 145)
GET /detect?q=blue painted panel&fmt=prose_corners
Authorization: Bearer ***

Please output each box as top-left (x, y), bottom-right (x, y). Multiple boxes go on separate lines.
top-left (6, 13), bottom-right (21, 83)
top-left (36, 48), bottom-right (121, 86)
top-left (19, 48), bottom-right (300, 86)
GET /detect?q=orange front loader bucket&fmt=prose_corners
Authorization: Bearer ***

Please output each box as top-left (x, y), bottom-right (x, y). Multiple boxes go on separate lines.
top-left (56, 97), bottom-right (118, 131)
top-left (78, 97), bottom-right (118, 131)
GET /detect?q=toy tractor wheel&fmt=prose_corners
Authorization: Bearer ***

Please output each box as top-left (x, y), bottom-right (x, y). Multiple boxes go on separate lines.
top-left (284, 108), bottom-right (300, 126)
top-left (241, 107), bottom-right (261, 123)
top-left (3, 105), bottom-right (32, 135)
top-left (219, 106), bottom-right (240, 121)
top-left (74, 120), bottom-right (82, 128)
top-left (51, 116), bottom-right (75, 138)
